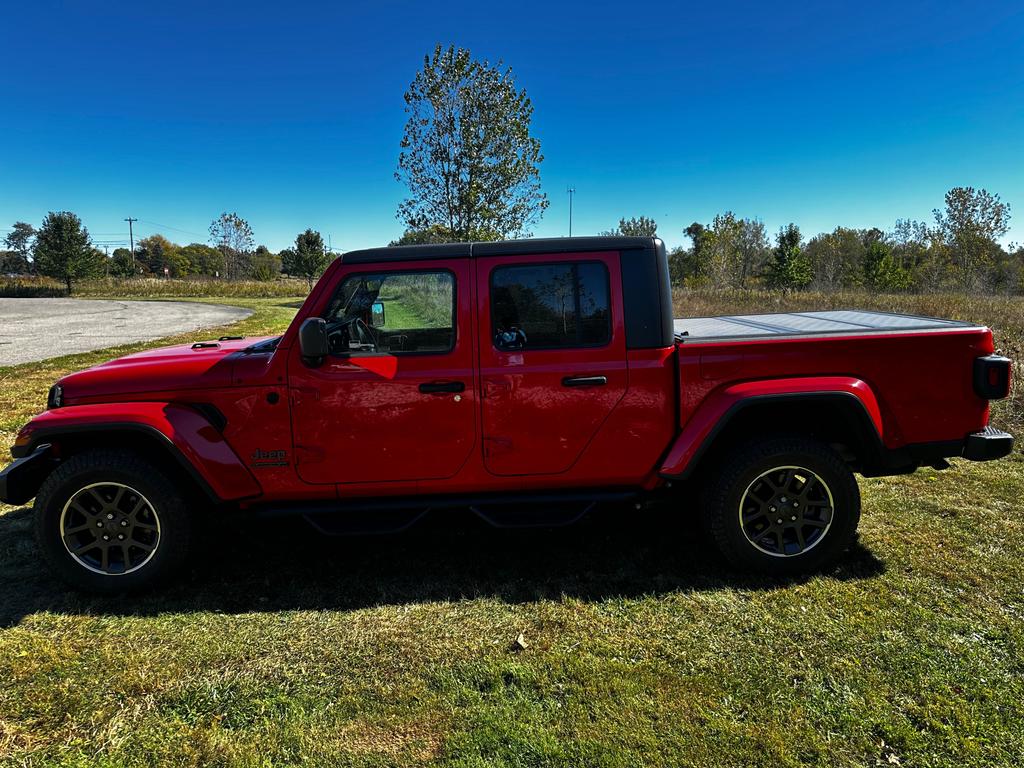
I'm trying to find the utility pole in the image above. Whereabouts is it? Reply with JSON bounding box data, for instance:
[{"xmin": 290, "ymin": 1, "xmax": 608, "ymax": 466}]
[
  {"xmin": 124, "ymin": 217, "xmax": 138, "ymax": 269},
  {"xmin": 566, "ymin": 187, "xmax": 576, "ymax": 237}
]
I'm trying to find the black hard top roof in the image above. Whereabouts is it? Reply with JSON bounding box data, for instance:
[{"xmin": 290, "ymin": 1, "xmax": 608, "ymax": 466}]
[{"xmin": 341, "ymin": 236, "xmax": 661, "ymax": 264}]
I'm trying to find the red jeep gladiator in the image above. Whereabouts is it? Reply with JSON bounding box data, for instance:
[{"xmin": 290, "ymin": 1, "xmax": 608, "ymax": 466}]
[{"xmin": 0, "ymin": 237, "xmax": 1014, "ymax": 592}]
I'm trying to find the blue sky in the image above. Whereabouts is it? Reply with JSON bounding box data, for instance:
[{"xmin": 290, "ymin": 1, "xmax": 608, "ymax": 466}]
[{"xmin": 1, "ymin": 0, "xmax": 1022, "ymax": 253}]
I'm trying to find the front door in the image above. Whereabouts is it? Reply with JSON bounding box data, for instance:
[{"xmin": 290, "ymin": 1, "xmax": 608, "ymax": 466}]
[
  {"xmin": 477, "ymin": 251, "xmax": 628, "ymax": 476},
  {"xmin": 289, "ymin": 261, "xmax": 476, "ymax": 485}
]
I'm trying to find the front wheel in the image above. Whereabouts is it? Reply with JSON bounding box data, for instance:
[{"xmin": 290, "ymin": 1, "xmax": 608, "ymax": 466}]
[
  {"xmin": 34, "ymin": 450, "xmax": 194, "ymax": 593},
  {"xmin": 701, "ymin": 436, "xmax": 861, "ymax": 574}
]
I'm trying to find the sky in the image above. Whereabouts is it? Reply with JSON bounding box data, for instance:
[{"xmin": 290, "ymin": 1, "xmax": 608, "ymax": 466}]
[{"xmin": 1, "ymin": 0, "xmax": 1022, "ymax": 254}]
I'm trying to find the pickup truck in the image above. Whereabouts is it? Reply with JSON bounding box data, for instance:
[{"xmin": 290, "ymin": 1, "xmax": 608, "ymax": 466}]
[{"xmin": 0, "ymin": 237, "xmax": 1014, "ymax": 592}]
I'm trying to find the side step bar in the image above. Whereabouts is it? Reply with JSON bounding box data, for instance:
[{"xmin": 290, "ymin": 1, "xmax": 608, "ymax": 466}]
[{"xmin": 248, "ymin": 490, "xmax": 639, "ymax": 535}]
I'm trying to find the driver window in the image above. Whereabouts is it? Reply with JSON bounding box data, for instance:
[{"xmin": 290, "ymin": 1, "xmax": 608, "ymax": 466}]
[{"xmin": 323, "ymin": 270, "xmax": 455, "ymax": 355}]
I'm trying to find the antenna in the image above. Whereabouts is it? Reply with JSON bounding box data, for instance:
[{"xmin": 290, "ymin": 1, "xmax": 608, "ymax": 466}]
[{"xmin": 566, "ymin": 186, "xmax": 576, "ymax": 237}]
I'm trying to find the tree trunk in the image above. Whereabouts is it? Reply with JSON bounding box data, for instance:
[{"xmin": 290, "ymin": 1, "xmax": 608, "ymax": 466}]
[{"xmin": 65, "ymin": 275, "xmax": 72, "ymax": 295}]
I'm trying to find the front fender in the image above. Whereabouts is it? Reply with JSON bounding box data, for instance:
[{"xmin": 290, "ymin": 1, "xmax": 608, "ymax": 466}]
[
  {"xmin": 12, "ymin": 402, "xmax": 262, "ymax": 502},
  {"xmin": 658, "ymin": 376, "xmax": 884, "ymax": 479}
]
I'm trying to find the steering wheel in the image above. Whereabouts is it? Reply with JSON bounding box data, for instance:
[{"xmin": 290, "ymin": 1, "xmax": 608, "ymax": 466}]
[
  {"xmin": 326, "ymin": 316, "xmax": 378, "ymax": 354},
  {"xmin": 350, "ymin": 318, "xmax": 378, "ymax": 351}
]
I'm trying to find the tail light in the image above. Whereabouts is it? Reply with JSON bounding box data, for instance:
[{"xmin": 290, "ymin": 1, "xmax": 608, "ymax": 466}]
[{"xmin": 973, "ymin": 355, "xmax": 1012, "ymax": 399}]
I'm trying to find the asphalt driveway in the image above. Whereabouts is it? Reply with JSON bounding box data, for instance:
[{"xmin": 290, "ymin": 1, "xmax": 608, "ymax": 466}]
[{"xmin": 0, "ymin": 298, "xmax": 253, "ymax": 366}]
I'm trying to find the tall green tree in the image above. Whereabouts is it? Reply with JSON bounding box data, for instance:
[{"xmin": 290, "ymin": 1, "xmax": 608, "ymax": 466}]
[
  {"xmin": 288, "ymin": 229, "xmax": 330, "ymax": 288},
  {"xmin": 933, "ymin": 186, "xmax": 1010, "ymax": 291},
  {"xmin": 765, "ymin": 223, "xmax": 812, "ymax": 290},
  {"xmin": 33, "ymin": 211, "xmax": 104, "ymax": 293},
  {"xmin": 209, "ymin": 212, "xmax": 255, "ymax": 279},
  {"xmin": 396, "ymin": 44, "xmax": 547, "ymax": 241},
  {"xmin": 4, "ymin": 222, "xmax": 36, "ymax": 272}
]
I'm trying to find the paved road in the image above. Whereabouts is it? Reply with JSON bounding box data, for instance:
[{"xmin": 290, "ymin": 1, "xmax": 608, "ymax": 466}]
[{"xmin": 0, "ymin": 299, "xmax": 253, "ymax": 366}]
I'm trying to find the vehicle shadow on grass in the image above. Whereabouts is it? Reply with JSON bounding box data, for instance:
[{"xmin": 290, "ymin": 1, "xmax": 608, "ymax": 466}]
[{"xmin": 0, "ymin": 504, "xmax": 885, "ymax": 627}]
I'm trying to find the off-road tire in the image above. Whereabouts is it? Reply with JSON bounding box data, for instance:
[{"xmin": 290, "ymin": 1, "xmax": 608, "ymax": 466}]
[
  {"xmin": 701, "ymin": 435, "xmax": 860, "ymax": 575},
  {"xmin": 34, "ymin": 449, "xmax": 194, "ymax": 593}
]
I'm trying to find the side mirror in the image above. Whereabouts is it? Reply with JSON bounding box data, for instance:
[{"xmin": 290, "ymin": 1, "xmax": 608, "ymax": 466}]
[
  {"xmin": 299, "ymin": 317, "xmax": 328, "ymax": 364},
  {"xmin": 370, "ymin": 301, "xmax": 386, "ymax": 328}
]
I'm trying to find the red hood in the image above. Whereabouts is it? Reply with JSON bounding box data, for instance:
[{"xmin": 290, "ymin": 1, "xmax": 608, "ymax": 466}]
[{"xmin": 58, "ymin": 336, "xmax": 276, "ymax": 403}]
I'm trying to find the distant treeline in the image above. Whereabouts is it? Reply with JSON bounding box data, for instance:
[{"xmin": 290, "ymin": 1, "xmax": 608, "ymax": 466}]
[
  {"xmin": 642, "ymin": 187, "xmax": 1017, "ymax": 294},
  {"xmin": 0, "ymin": 212, "xmax": 333, "ymax": 293}
]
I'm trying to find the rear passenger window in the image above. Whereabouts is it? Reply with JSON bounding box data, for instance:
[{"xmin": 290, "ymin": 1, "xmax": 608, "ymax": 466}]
[{"xmin": 490, "ymin": 262, "xmax": 611, "ymax": 350}]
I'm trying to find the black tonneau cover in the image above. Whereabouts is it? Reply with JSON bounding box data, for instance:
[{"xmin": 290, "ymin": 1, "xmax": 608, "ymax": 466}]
[{"xmin": 674, "ymin": 310, "xmax": 978, "ymax": 342}]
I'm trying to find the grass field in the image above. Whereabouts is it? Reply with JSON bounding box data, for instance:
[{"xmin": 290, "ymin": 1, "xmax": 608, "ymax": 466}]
[{"xmin": 0, "ymin": 291, "xmax": 1022, "ymax": 767}]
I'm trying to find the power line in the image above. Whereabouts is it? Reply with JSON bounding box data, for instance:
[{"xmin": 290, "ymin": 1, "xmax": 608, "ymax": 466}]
[{"xmin": 136, "ymin": 219, "xmax": 207, "ymax": 239}]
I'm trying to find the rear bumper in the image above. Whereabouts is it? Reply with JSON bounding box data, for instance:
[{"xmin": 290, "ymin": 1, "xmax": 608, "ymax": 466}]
[
  {"xmin": 0, "ymin": 444, "xmax": 56, "ymax": 506},
  {"xmin": 963, "ymin": 426, "xmax": 1014, "ymax": 461},
  {"xmin": 868, "ymin": 427, "xmax": 1014, "ymax": 476}
]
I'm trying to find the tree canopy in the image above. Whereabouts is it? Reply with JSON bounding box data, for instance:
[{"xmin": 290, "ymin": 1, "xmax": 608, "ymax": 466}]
[
  {"xmin": 285, "ymin": 229, "xmax": 330, "ymax": 288},
  {"xmin": 396, "ymin": 45, "xmax": 547, "ymax": 241},
  {"xmin": 209, "ymin": 212, "xmax": 255, "ymax": 279},
  {"xmin": 32, "ymin": 211, "xmax": 104, "ymax": 293}
]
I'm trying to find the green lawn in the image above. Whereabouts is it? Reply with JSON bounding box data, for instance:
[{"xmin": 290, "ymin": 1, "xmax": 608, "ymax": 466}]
[{"xmin": 0, "ymin": 293, "xmax": 1022, "ymax": 767}]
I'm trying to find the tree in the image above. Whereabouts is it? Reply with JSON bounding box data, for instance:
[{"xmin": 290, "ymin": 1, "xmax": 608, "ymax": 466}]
[
  {"xmin": 678, "ymin": 214, "xmax": 765, "ymax": 288},
  {"xmin": 804, "ymin": 227, "xmax": 866, "ymax": 290},
  {"xmin": 209, "ymin": 212, "xmax": 255, "ymax": 279},
  {"xmin": 250, "ymin": 245, "xmax": 281, "ymax": 281},
  {"xmin": 33, "ymin": 211, "xmax": 104, "ymax": 293},
  {"xmin": 765, "ymin": 224, "xmax": 811, "ymax": 290},
  {"xmin": 109, "ymin": 247, "xmax": 136, "ymax": 277},
  {"xmin": 396, "ymin": 44, "xmax": 547, "ymax": 241},
  {"xmin": 933, "ymin": 187, "xmax": 1010, "ymax": 291},
  {"xmin": 287, "ymin": 229, "xmax": 330, "ymax": 288},
  {"xmin": 735, "ymin": 218, "xmax": 770, "ymax": 285},
  {"xmin": 389, "ymin": 225, "xmax": 455, "ymax": 246},
  {"xmin": 136, "ymin": 234, "xmax": 185, "ymax": 276},
  {"xmin": 863, "ymin": 239, "xmax": 913, "ymax": 292},
  {"xmin": 0, "ymin": 250, "xmax": 30, "ymax": 274},
  {"xmin": 179, "ymin": 243, "xmax": 224, "ymax": 276},
  {"xmin": 680, "ymin": 222, "xmax": 712, "ymax": 284},
  {"xmin": 609, "ymin": 216, "xmax": 658, "ymax": 237},
  {"xmin": 4, "ymin": 222, "xmax": 36, "ymax": 269}
]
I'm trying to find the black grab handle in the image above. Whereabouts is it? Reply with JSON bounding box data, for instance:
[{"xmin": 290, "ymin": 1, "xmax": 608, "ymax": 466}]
[
  {"xmin": 419, "ymin": 381, "xmax": 466, "ymax": 394},
  {"xmin": 561, "ymin": 375, "xmax": 608, "ymax": 387}
]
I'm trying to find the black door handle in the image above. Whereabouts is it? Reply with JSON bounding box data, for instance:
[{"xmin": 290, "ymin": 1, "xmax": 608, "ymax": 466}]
[
  {"xmin": 561, "ymin": 375, "xmax": 608, "ymax": 387},
  {"xmin": 419, "ymin": 381, "xmax": 466, "ymax": 394}
]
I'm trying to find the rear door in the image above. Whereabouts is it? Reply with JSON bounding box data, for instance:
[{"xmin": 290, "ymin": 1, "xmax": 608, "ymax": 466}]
[{"xmin": 476, "ymin": 250, "xmax": 627, "ymax": 476}]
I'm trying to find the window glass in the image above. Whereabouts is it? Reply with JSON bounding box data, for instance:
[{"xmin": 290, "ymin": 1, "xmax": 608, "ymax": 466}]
[
  {"xmin": 323, "ymin": 271, "xmax": 454, "ymax": 355},
  {"xmin": 490, "ymin": 261, "xmax": 611, "ymax": 350}
]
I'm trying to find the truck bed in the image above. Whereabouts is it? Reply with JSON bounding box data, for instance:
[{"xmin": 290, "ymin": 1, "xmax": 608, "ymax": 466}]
[{"xmin": 674, "ymin": 310, "xmax": 978, "ymax": 342}]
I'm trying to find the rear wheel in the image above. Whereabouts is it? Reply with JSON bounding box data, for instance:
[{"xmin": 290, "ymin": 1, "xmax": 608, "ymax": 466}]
[
  {"xmin": 701, "ymin": 436, "xmax": 860, "ymax": 574},
  {"xmin": 34, "ymin": 450, "xmax": 194, "ymax": 593}
]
